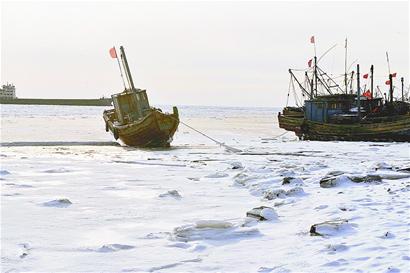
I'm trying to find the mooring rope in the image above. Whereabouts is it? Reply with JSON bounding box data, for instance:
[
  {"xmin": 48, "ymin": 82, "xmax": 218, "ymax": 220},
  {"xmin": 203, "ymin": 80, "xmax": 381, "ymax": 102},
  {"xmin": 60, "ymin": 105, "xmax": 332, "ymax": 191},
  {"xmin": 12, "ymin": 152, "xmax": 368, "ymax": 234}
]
[{"xmin": 177, "ymin": 119, "xmax": 243, "ymax": 153}]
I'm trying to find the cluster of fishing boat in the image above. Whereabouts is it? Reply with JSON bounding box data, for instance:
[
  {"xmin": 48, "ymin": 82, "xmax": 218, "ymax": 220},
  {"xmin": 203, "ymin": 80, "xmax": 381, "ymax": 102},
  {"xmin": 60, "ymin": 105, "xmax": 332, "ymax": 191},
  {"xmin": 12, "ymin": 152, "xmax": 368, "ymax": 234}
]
[{"xmin": 103, "ymin": 41, "xmax": 410, "ymax": 147}]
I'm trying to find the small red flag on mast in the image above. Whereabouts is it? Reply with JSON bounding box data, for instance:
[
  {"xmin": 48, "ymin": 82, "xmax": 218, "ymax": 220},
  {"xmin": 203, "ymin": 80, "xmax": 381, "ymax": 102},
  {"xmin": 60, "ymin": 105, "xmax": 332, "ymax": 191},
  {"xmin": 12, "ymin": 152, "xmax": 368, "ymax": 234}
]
[
  {"xmin": 385, "ymin": 80, "xmax": 391, "ymax": 85},
  {"xmin": 391, "ymin": 72, "xmax": 397, "ymax": 77},
  {"xmin": 363, "ymin": 90, "xmax": 372, "ymax": 99},
  {"xmin": 109, "ymin": 47, "xmax": 117, "ymax": 58},
  {"xmin": 363, "ymin": 73, "xmax": 369, "ymax": 79},
  {"xmin": 310, "ymin": 36, "xmax": 315, "ymax": 44},
  {"xmin": 308, "ymin": 59, "xmax": 313, "ymax": 67}
]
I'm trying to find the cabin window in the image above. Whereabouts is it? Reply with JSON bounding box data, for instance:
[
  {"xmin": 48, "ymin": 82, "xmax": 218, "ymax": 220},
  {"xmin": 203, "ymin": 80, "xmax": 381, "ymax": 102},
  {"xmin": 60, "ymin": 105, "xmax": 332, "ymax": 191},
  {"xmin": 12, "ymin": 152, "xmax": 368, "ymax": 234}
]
[{"xmin": 329, "ymin": 103, "xmax": 341, "ymax": 109}]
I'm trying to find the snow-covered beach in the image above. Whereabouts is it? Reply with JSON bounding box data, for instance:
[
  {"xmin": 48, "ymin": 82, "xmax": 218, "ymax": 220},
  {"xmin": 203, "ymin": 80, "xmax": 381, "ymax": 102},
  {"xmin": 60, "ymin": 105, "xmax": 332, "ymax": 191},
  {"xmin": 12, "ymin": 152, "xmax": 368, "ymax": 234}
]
[{"xmin": 1, "ymin": 105, "xmax": 409, "ymax": 273}]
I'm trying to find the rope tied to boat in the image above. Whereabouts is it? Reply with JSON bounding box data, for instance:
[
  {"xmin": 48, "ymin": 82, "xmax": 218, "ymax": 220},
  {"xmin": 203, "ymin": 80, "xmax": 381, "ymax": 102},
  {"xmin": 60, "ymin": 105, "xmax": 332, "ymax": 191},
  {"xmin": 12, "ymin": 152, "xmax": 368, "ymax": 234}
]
[{"xmin": 176, "ymin": 119, "xmax": 242, "ymax": 153}]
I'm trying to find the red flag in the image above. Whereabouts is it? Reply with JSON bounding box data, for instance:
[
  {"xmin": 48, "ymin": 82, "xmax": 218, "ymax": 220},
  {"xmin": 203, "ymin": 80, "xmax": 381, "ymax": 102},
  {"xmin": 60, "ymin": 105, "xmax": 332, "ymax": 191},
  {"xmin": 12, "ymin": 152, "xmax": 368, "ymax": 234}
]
[
  {"xmin": 363, "ymin": 73, "xmax": 369, "ymax": 79},
  {"xmin": 363, "ymin": 90, "xmax": 372, "ymax": 99},
  {"xmin": 310, "ymin": 36, "xmax": 315, "ymax": 43},
  {"xmin": 308, "ymin": 59, "xmax": 313, "ymax": 67},
  {"xmin": 385, "ymin": 80, "xmax": 391, "ymax": 85},
  {"xmin": 391, "ymin": 72, "xmax": 397, "ymax": 77},
  {"xmin": 109, "ymin": 47, "xmax": 117, "ymax": 59}
]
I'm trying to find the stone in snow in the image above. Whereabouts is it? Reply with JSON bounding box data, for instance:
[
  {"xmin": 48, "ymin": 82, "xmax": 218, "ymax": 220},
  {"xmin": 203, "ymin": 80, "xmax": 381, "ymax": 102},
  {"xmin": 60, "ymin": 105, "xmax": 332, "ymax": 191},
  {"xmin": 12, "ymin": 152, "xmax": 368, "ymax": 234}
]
[
  {"xmin": 319, "ymin": 172, "xmax": 344, "ymax": 188},
  {"xmin": 246, "ymin": 206, "xmax": 278, "ymax": 221},
  {"xmin": 310, "ymin": 219, "xmax": 350, "ymax": 236},
  {"xmin": 349, "ymin": 174, "xmax": 382, "ymax": 183}
]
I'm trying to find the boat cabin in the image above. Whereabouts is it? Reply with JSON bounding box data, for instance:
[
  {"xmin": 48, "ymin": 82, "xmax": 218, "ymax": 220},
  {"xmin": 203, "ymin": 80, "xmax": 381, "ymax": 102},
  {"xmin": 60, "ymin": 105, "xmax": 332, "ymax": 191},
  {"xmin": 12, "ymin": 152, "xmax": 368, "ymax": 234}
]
[
  {"xmin": 305, "ymin": 94, "xmax": 384, "ymax": 123},
  {"xmin": 305, "ymin": 94, "xmax": 356, "ymax": 123},
  {"xmin": 111, "ymin": 89, "xmax": 151, "ymax": 124}
]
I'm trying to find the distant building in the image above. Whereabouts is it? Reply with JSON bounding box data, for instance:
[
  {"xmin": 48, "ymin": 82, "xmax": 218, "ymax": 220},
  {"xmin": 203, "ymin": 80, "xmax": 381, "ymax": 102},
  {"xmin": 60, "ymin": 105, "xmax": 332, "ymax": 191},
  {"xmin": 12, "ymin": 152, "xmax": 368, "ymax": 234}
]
[{"xmin": 0, "ymin": 83, "xmax": 16, "ymax": 99}]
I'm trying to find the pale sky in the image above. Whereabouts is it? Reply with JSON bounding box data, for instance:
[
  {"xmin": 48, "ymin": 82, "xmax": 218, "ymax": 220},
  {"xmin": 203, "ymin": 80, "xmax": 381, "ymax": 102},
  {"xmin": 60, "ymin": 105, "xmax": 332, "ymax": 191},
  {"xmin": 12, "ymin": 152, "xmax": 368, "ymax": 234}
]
[{"xmin": 1, "ymin": 1, "xmax": 409, "ymax": 107}]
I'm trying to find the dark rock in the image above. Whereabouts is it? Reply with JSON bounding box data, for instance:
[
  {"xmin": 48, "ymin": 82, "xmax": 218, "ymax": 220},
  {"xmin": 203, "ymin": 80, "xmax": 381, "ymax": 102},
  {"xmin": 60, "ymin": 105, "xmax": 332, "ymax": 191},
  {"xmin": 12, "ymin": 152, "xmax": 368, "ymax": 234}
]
[
  {"xmin": 319, "ymin": 171, "xmax": 344, "ymax": 188},
  {"xmin": 327, "ymin": 171, "xmax": 344, "ymax": 176},
  {"xmin": 320, "ymin": 177, "xmax": 338, "ymax": 188},
  {"xmin": 397, "ymin": 167, "xmax": 410, "ymax": 173},
  {"xmin": 282, "ymin": 177, "xmax": 294, "ymax": 185},
  {"xmin": 350, "ymin": 175, "xmax": 382, "ymax": 183}
]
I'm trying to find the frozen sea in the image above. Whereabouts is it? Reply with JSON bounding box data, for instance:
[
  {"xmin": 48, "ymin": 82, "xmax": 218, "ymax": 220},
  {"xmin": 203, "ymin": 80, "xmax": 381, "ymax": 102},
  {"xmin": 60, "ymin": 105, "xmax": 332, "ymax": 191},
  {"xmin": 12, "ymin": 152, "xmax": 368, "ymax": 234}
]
[{"xmin": 1, "ymin": 104, "xmax": 409, "ymax": 273}]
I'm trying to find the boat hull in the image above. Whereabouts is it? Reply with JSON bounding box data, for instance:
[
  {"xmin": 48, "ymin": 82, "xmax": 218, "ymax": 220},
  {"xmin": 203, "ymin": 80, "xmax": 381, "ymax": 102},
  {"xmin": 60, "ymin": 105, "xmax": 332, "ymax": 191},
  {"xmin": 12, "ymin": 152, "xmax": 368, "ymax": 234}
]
[
  {"xmin": 278, "ymin": 112, "xmax": 410, "ymax": 142},
  {"xmin": 103, "ymin": 107, "xmax": 179, "ymax": 147}
]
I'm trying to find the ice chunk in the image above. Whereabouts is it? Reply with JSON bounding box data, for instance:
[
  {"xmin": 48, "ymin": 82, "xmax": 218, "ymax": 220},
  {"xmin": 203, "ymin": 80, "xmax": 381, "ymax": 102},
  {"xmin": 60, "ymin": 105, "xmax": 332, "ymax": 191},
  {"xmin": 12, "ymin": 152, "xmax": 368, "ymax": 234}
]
[
  {"xmin": 229, "ymin": 161, "xmax": 243, "ymax": 170},
  {"xmin": 44, "ymin": 168, "xmax": 71, "ymax": 173},
  {"xmin": 195, "ymin": 220, "xmax": 233, "ymax": 229},
  {"xmin": 159, "ymin": 190, "xmax": 182, "ymax": 199},
  {"xmin": 263, "ymin": 189, "xmax": 286, "ymax": 200},
  {"xmin": 0, "ymin": 170, "xmax": 11, "ymax": 176},
  {"xmin": 205, "ymin": 172, "xmax": 229, "ymax": 178},
  {"xmin": 42, "ymin": 198, "xmax": 72, "ymax": 207},
  {"xmin": 172, "ymin": 220, "xmax": 260, "ymax": 242},
  {"xmin": 92, "ymin": 244, "xmax": 135, "ymax": 253}
]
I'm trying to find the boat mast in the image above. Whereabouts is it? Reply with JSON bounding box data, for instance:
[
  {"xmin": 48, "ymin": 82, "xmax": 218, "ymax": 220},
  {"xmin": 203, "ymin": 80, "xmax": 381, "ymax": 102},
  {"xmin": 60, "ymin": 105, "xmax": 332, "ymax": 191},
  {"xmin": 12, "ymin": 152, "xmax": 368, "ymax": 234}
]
[
  {"xmin": 401, "ymin": 77, "xmax": 404, "ymax": 101},
  {"xmin": 357, "ymin": 64, "xmax": 361, "ymax": 119},
  {"xmin": 350, "ymin": 71, "xmax": 354, "ymax": 94},
  {"xmin": 389, "ymin": 74, "xmax": 393, "ymax": 103},
  {"xmin": 120, "ymin": 46, "xmax": 136, "ymax": 90},
  {"xmin": 370, "ymin": 65, "xmax": 374, "ymax": 98},
  {"xmin": 314, "ymin": 56, "xmax": 318, "ymax": 97}
]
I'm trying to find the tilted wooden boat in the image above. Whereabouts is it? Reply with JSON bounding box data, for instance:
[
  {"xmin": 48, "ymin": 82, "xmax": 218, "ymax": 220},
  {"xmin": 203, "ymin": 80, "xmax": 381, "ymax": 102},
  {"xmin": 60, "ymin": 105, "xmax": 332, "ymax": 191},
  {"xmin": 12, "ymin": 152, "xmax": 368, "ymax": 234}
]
[
  {"xmin": 103, "ymin": 46, "xmax": 179, "ymax": 147},
  {"xmin": 278, "ymin": 44, "xmax": 410, "ymax": 142}
]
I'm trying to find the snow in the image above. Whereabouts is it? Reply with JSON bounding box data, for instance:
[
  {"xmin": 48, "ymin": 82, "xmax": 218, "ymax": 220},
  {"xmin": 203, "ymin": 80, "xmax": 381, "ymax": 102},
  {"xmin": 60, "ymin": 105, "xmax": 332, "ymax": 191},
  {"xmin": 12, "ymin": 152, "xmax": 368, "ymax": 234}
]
[{"xmin": 1, "ymin": 104, "xmax": 410, "ymax": 272}]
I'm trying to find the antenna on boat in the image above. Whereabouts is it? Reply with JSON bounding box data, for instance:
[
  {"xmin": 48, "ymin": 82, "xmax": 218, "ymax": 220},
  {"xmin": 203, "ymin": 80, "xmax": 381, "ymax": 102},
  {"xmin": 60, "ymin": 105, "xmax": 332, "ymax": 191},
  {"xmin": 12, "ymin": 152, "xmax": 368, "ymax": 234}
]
[
  {"xmin": 386, "ymin": 51, "xmax": 391, "ymax": 75},
  {"xmin": 344, "ymin": 38, "xmax": 348, "ymax": 94},
  {"xmin": 317, "ymin": 44, "xmax": 337, "ymax": 63},
  {"xmin": 120, "ymin": 46, "xmax": 136, "ymax": 90}
]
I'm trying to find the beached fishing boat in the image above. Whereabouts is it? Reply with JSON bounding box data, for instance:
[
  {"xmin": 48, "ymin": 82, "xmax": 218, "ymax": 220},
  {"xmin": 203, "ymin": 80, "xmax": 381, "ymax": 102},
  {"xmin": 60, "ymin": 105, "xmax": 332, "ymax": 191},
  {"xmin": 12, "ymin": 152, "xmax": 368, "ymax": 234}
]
[
  {"xmin": 278, "ymin": 39, "xmax": 410, "ymax": 142},
  {"xmin": 103, "ymin": 46, "xmax": 179, "ymax": 147}
]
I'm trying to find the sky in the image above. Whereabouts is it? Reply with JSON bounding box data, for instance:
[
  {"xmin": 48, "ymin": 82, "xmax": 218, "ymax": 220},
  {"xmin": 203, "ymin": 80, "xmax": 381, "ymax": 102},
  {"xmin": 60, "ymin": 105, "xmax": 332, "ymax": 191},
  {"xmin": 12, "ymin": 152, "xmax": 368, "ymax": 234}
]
[{"xmin": 1, "ymin": 1, "xmax": 409, "ymax": 107}]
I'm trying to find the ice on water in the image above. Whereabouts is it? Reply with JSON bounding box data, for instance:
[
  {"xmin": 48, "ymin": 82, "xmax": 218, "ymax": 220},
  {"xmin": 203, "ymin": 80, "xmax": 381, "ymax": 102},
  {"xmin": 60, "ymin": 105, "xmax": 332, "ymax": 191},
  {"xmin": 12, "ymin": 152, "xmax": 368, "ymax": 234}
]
[{"xmin": 1, "ymin": 105, "xmax": 409, "ymax": 272}]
